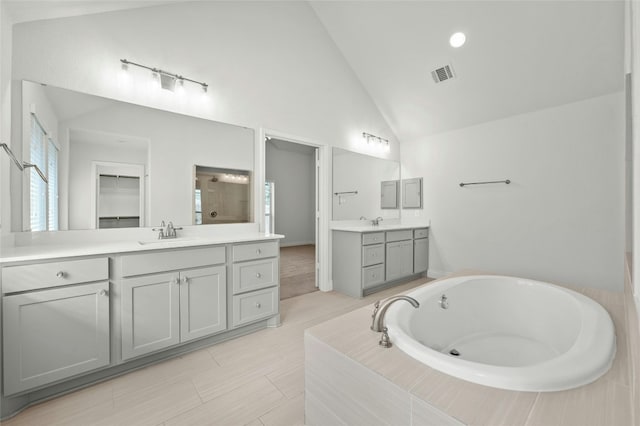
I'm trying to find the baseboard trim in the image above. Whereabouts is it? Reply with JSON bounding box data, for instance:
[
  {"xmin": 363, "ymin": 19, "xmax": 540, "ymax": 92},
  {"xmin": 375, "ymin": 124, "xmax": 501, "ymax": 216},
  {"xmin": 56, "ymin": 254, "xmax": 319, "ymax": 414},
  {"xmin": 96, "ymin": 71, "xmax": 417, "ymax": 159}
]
[
  {"xmin": 280, "ymin": 241, "xmax": 315, "ymax": 248},
  {"xmin": 427, "ymin": 269, "xmax": 451, "ymax": 279}
]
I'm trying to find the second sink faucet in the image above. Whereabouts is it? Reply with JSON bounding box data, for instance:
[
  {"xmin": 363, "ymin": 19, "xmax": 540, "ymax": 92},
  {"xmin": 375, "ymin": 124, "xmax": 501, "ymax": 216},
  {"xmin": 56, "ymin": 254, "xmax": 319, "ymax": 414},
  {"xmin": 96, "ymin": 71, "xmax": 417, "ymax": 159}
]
[{"xmin": 372, "ymin": 216, "xmax": 384, "ymax": 226}]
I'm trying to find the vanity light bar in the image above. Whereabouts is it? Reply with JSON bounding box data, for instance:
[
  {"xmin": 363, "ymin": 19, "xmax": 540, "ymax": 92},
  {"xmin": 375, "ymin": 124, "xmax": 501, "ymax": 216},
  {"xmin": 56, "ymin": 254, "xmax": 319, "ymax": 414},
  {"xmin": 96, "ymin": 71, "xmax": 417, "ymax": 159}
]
[
  {"xmin": 362, "ymin": 132, "xmax": 389, "ymax": 146},
  {"xmin": 120, "ymin": 59, "xmax": 208, "ymax": 92}
]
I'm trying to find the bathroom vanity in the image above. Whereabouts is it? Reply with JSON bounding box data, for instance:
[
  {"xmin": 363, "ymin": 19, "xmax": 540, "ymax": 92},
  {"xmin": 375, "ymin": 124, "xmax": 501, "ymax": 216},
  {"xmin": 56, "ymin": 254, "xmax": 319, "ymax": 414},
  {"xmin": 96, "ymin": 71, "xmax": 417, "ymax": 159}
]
[
  {"xmin": 332, "ymin": 225, "xmax": 429, "ymax": 297},
  {"xmin": 0, "ymin": 231, "xmax": 282, "ymax": 418}
]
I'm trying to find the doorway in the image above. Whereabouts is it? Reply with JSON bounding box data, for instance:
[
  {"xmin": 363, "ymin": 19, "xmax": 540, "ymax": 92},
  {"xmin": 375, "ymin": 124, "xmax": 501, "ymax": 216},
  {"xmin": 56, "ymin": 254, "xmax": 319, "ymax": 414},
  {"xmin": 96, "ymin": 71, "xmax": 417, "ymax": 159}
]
[
  {"xmin": 265, "ymin": 137, "xmax": 319, "ymax": 299},
  {"xmin": 91, "ymin": 161, "xmax": 145, "ymax": 229}
]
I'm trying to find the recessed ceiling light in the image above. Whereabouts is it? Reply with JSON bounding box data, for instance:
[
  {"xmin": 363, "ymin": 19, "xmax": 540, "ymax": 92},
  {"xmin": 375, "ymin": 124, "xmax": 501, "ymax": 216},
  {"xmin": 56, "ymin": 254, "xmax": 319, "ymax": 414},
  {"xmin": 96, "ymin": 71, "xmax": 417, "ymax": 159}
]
[{"xmin": 449, "ymin": 32, "xmax": 466, "ymax": 48}]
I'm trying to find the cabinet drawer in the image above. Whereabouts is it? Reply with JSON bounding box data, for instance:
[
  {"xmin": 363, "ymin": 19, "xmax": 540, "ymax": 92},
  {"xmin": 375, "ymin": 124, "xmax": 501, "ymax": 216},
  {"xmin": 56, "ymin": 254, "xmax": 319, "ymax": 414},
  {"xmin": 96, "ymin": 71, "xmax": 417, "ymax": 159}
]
[
  {"xmin": 414, "ymin": 228, "xmax": 429, "ymax": 239},
  {"xmin": 362, "ymin": 264, "xmax": 384, "ymax": 289},
  {"xmin": 2, "ymin": 257, "xmax": 108, "ymax": 293},
  {"xmin": 233, "ymin": 258, "xmax": 278, "ymax": 294},
  {"xmin": 386, "ymin": 230, "xmax": 413, "ymax": 242},
  {"xmin": 121, "ymin": 246, "xmax": 225, "ymax": 277},
  {"xmin": 362, "ymin": 244, "xmax": 384, "ymax": 267},
  {"xmin": 232, "ymin": 287, "xmax": 278, "ymax": 327},
  {"xmin": 362, "ymin": 232, "xmax": 384, "ymax": 245},
  {"xmin": 232, "ymin": 241, "xmax": 279, "ymax": 262}
]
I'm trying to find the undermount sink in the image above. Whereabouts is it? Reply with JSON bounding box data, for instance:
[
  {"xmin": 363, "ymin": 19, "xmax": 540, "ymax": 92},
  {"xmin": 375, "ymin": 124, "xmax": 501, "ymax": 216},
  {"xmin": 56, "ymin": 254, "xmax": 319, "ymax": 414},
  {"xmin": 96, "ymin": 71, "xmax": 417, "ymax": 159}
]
[{"xmin": 137, "ymin": 238, "xmax": 200, "ymax": 246}]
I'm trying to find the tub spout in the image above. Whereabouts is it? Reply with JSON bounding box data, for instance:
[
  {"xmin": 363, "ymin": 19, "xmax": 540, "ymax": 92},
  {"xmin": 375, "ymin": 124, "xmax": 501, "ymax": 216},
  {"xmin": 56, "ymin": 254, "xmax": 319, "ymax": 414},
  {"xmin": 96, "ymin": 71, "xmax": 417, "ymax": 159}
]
[{"xmin": 371, "ymin": 295, "xmax": 420, "ymax": 333}]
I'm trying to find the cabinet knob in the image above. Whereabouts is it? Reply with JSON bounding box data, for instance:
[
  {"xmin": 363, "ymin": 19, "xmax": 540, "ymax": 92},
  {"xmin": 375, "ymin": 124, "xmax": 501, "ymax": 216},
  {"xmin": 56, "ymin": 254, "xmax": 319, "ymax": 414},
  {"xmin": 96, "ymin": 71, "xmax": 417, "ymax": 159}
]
[
  {"xmin": 99, "ymin": 289, "xmax": 109, "ymax": 297},
  {"xmin": 181, "ymin": 277, "xmax": 189, "ymax": 284},
  {"xmin": 256, "ymin": 302, "xmax": 261, "ymax": 309},
  {"xmin": 256, "ymin": 248, "xmax": 262, "ymax": 255},
  {"xmin": 256, "ymin": 272, "xmax": 262, "ymax": 278},
  {"xmin": 56, "ymin": 271, "xmax": 65, "ymax": 279}
]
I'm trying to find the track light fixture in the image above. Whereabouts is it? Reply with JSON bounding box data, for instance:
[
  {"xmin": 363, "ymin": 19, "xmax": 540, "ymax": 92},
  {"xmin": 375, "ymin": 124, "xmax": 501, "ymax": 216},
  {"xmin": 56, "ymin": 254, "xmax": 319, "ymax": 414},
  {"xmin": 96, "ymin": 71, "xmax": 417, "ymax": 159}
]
[{"xmin": 120, "ymin": 59, "xmax": 208, "ymax": 93}]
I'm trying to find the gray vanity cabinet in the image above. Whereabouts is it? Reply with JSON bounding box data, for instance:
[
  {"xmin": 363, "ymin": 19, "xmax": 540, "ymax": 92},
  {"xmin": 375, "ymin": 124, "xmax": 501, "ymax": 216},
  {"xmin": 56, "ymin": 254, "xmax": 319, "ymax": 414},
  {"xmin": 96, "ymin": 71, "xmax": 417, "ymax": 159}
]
[
  {"xmin": 231, "ymin": 241, "xmax": 280, "ymax": 327},
  {"xmin": 180, "ymin": 266, "xmax": 227, "ymax": 341},
  {"xmin": 413, "ymin": 228, "xmax": 429, "ymax": 273},
  {"xmin": 2, "ymin": 258, "xmax": 110, "ymax": 395},
  {"xmin": 385, "ymin": 230, "xmax": 414, "ymax": 281},
  {"xmin": 333, "ymin": 227, "xmax": 429, "ymax": 298},
  {"xmin": 121, "ymin": 272, "xmax": 180, "ymax": 360},
  {"xmin": 120, "ymin": 247, "xmax": 227, "ymax": 360}
]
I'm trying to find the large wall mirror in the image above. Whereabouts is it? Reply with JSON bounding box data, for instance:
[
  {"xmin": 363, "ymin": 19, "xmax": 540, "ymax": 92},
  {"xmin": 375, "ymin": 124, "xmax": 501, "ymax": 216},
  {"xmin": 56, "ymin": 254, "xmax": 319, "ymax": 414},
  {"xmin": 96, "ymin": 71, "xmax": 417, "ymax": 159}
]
[
  {"xmin": 332, "ymin": 147, "xmax": 400, "ymax": 220},
  {"xmin": 11, "ymin": 80, "xmax": 255, "ymax": 232}
]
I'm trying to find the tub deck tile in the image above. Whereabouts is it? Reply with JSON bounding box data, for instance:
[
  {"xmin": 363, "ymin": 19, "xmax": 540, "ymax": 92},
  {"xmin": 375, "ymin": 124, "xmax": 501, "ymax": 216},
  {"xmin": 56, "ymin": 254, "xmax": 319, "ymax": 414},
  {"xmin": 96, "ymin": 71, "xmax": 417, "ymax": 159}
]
[
  {"xmin": 305, "ymin": 272, "xmax": 634, "ymax": 426},
  {"xmin": 524, "ymin": 377, "xmax": 631, "ymax": 426}
]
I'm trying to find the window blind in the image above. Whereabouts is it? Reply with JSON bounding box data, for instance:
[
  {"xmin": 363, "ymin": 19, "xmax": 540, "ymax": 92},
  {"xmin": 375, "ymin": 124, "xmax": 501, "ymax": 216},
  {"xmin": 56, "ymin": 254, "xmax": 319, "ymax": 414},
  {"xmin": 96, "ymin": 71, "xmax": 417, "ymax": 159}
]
[
  {"xmin": 47, "ymin": 138, "xmax": 59, "ymax": 231},
  {"xmin": 30, "ymin": 116, "xmax": 47, "ymax": 232}
]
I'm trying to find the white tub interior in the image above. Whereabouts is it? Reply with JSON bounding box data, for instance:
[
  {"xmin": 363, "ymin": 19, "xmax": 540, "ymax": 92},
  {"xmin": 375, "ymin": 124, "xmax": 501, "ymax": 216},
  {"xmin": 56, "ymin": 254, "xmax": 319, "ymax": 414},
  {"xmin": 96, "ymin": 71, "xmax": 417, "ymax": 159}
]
[{"xmin": 386, "ymin": 275, "xmax": 616, "ymax": 392}]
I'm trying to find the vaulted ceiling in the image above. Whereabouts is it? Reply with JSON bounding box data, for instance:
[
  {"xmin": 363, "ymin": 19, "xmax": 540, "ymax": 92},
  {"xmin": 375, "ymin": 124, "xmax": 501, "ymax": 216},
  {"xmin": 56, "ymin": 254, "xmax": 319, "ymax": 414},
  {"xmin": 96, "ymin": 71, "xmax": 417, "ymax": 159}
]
[
  {"xmin": 5, "ymin": 1, "xmax": 625, "ymax": 142},
  {"xmin": 309, "ymin": 1, "xmax": 624, "ymax": 141}
]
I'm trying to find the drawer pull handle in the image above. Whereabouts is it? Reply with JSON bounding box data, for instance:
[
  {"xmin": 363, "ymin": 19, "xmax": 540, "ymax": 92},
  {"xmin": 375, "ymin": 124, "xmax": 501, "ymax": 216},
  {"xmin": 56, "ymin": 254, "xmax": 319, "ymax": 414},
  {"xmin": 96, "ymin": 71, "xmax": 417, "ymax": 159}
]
[
  {"xmin": 256, "ymin": 302, "xmax": 261, "ymax": 308},
  {"xmin": 99, "ymin": 289, "xmax": 109, "ymax": 297},
  {"xmin": 256, "ymin": 272, "xmax": 262, "ymax": 278},
  {"xmin": 256, "ymin": 249, "xmax": 262, "ymax": 255},
  {"xmin": 56, "ymin": 271, "xmax": 65, "ymax": 279}
]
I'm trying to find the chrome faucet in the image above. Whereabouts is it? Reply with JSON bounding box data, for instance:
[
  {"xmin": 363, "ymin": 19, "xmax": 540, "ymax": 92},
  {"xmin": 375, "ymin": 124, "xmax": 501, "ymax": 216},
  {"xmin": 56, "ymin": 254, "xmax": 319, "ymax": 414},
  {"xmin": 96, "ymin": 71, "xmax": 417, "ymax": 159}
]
[
  {"xmin": 372, "ymin": 216, "xmax": 384, "ymax": 226},
  {"xmin": 371, "ymin": 296, "xmax": 420, "ymax": 348},
  {"xmin": 152, "ymin": 220, "xmax": 183, "ymax": 239},
  {"xmin": 152, "ymin": 220, "xmax": 166, "ymax": 239}
]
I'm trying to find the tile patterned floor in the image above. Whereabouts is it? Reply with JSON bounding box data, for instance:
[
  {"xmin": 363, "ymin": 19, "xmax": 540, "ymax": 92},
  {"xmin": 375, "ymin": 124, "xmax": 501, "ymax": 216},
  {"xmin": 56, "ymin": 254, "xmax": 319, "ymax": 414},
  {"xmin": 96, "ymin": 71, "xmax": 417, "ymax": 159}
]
[{"xmin": 2, "ymin": 278, "xmax": 430, "ymax": 426}]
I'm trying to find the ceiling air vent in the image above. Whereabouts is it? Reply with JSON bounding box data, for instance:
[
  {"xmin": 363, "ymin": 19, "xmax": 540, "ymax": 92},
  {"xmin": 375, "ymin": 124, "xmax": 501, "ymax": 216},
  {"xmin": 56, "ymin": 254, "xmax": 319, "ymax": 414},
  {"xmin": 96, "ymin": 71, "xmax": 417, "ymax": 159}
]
[{"xmin": 431, "ymin": 64, "xmax": 455, "ymax": 83}]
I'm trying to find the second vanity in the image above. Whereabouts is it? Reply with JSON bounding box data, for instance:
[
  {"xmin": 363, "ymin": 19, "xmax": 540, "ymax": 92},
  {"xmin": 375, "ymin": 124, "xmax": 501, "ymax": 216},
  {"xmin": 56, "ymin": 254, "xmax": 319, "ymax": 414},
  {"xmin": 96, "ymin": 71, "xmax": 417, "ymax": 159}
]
[
  {"xmin": 0, "ymin": 227, "xmax": 282, "ymax": 419},
  {"xmin": 332, "ymin": 224, "xmax": 429, "ymax": 298}
]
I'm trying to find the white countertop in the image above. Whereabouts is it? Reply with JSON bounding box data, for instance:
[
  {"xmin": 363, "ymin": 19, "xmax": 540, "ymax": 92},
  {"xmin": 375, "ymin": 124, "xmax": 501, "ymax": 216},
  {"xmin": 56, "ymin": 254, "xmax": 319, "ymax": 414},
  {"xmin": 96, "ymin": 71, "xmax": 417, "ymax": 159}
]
[
  {"xmin": 0, "ymin": 233, "xmax": 284, "ymax": 264},
  {"xmin": 331, "ymin": 224, "xmax": 429, "ymax": 232}
]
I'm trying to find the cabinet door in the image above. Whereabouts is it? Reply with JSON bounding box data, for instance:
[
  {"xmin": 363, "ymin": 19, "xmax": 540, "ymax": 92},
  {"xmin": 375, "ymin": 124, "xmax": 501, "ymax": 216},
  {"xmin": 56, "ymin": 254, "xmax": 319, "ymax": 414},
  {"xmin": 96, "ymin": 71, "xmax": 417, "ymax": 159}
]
[
  {"xmin": 414, "ymin": 238, "xmax": 429, "ymax": 273},
  {"xmin": 385, "ymin": 241, "xmax": 414, "ymax": 281},
  {"xmin": 180, "ymin": 266, "xmax": 227, "ymax": 342},
  {"xmin": 402, "ymin": 178, "xmax": 423, "ymax": 209},
  {"xmin": 121, "ymin": 272, "xmax": 180, "ymax": 360},
  {"xmin": 3, "ymin": 282, "xmax": 110, "ymax": 395}
]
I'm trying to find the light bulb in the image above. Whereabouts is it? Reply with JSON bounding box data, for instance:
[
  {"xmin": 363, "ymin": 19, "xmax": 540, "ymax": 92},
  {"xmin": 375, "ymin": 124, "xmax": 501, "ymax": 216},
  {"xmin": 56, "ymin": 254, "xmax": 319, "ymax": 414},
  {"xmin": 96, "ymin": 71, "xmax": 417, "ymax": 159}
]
[{"xmin": 449, "ymin": 32, "xmax": 466, "ymax": 48}]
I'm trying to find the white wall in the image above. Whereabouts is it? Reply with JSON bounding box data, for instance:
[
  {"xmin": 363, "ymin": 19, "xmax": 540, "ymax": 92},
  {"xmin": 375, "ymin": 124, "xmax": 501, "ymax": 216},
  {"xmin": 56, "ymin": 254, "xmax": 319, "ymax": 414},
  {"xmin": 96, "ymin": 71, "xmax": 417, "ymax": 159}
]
[
  {"xmin": 8, "ymin": 1, "xmax": 398, "ymax": 157},
  {"xmin": 68, "ymin": 139, "xmax": 148, "ymax": 230},
  {"xmin": 0, "ymin": 4, "xmax": 12, "ymax": 243},
  {"xmin": 332, "ymin": 147, "xmax": 400, "ymax": 221},
  {"xmin": 402, "ymin": 92, "xmax": 625, "ymax": 291},
  {"xmin": 266, "ymin": 141, "xmax": 315, "ymax": 247},
  {"xmin": 59, "ymin": 102, "xmax": 253, "ymax": 229}
]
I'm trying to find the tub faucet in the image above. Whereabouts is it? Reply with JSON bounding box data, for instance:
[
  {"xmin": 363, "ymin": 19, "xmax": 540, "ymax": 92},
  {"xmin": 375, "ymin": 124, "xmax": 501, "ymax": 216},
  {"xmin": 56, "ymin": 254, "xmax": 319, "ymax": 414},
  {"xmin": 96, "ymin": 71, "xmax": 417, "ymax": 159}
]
[{"xmin": 371, "ymin": 296, "xmax": 420, "ymax": 348}]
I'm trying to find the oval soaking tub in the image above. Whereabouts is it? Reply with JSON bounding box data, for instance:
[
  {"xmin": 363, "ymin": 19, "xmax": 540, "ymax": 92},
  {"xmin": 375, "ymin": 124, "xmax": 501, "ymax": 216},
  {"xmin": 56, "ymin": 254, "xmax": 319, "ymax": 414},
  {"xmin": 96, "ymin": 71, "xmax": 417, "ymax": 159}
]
[{"xmin": 384, "ymin": 275, "xmax": 616, "ymax": 392}]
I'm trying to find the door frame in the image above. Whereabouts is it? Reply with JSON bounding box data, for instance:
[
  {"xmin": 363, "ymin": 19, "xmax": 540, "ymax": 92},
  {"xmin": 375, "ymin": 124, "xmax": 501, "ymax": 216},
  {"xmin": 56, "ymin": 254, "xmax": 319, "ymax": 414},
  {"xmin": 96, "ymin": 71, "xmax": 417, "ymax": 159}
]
[
  {"xmin": 91, "ymin": 161, "xmax": 145, "ymax": 229},
  {"xmin": 256, "ymin": 128, "xmax": 330, "ymax": 292}
]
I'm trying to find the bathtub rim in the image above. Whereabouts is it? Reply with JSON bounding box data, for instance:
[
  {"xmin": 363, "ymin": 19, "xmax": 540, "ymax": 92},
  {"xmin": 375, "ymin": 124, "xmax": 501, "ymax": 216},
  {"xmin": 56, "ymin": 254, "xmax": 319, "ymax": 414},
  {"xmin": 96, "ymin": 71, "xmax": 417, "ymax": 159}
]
[{"xmin": 385, "ymin": 274, "xmax": 616, "ymax": 392}]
